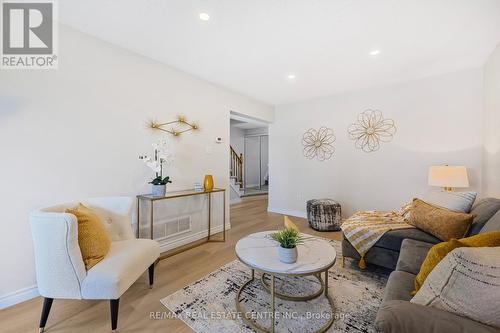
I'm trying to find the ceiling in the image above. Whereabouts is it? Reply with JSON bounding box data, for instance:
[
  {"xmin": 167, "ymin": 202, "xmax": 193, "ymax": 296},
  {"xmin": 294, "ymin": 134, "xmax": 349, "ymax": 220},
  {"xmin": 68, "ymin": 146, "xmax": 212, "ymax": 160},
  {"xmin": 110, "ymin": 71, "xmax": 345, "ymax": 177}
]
[
  {"xmin": 230, "ymin": 119, "xmax": 268, "ymax": 130},
  {"xmin": 58, "ymin": 0, "xmax": 500, "ymax": 105}
]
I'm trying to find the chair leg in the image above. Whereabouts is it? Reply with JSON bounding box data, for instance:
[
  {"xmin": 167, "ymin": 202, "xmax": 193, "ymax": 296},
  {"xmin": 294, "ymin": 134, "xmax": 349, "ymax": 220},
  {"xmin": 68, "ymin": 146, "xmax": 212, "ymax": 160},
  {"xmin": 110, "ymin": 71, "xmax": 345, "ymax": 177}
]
[
  {"xmin": 110, "ymin": 299, "xmax": 120, "ymax": 331},
  {"xmin": 39, "ymin": 297, "xmax": 53, "ymax": 333},
  {"xmin": 148, "ymin": 263, "xmax": 155, "ymax": 288}
]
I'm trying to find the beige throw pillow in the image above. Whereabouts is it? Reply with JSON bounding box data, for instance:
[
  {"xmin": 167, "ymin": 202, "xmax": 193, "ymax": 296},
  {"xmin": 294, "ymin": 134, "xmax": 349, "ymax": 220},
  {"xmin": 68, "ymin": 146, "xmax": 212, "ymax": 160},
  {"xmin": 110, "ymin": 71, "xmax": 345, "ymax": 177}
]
[
  {"xmin": 411, "ymin": 247, "xmax": 500, "ymax": 329},
  {"xmin": 408, "ymin": 199, "xmax": 473, "ymax": 241}
]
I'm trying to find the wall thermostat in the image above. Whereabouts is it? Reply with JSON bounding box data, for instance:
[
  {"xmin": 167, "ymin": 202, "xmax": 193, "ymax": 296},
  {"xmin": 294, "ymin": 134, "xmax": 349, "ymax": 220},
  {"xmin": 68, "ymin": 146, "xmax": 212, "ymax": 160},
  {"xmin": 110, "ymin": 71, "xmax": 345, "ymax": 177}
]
[{"xmin": 215, "ymin": 137, "xmax": 223, "ymax": 143}]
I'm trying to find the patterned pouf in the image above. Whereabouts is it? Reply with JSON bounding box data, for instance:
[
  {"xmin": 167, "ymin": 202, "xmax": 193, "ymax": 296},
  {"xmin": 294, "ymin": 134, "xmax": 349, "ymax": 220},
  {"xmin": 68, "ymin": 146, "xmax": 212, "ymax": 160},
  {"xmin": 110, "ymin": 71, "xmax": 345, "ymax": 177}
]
[{"xmin": 306, "ymin": 199, "xmax": 342, "ymax": 231}]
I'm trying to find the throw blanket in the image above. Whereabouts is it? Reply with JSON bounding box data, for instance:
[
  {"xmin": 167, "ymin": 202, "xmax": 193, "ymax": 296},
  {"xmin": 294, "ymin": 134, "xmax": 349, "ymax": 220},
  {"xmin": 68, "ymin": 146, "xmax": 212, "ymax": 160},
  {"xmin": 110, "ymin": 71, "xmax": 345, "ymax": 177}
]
[{"xmin": 341, "ymin": 209, "xmax": 414, "ymax": 269}]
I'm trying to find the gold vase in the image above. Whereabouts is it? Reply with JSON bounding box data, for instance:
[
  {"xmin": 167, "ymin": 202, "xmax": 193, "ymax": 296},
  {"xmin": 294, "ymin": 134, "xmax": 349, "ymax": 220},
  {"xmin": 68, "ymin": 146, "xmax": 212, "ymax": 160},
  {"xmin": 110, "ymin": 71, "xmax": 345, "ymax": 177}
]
[{"xmin": 203, "ymin": 175, "xmax": 214, "ymax": 191}]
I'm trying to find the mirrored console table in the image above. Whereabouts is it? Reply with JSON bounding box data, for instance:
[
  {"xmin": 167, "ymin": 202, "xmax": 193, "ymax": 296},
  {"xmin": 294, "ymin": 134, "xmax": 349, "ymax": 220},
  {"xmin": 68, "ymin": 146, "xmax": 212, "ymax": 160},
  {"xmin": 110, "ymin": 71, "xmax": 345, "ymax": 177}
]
[{"xmin": 137, "ymin": 188, "xmax": 226, "ymax": 258}]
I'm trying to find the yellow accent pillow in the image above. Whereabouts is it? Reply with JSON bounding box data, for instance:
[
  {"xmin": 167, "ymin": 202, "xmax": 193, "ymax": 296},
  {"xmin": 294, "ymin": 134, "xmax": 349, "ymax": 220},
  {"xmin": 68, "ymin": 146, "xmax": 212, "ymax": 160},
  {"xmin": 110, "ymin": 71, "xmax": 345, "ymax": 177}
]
[
  {"xmin": 284, "ymin": 216, "xmax": 299, "ymax": 231},
  {"xmin": 413, "ymin": 231, "xmax": 500, "ymax": 295},
  {"xmin": 66, "ymin": 203, "xmax": 111, "ymax": 270}
]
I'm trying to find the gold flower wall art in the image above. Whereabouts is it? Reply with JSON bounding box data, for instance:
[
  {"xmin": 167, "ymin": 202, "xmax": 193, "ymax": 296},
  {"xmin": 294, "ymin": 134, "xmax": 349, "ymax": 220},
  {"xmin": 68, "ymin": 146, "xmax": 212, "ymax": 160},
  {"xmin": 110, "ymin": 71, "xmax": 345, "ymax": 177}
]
[
  {"xmin": 302, "ymin": 127, "xmax": 336, "ymax": 161},
  {"xmin": 348, "ymin": 109, "xmax": 396, "ymax": 153}
]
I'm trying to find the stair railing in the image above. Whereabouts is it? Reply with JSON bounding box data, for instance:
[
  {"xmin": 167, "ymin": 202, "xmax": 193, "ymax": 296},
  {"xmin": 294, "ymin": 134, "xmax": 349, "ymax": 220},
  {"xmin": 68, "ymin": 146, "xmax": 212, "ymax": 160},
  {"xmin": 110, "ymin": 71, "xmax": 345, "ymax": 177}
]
[{"xmin": 230, "ymin": 146, "xmax": 244, "ymax": 189}]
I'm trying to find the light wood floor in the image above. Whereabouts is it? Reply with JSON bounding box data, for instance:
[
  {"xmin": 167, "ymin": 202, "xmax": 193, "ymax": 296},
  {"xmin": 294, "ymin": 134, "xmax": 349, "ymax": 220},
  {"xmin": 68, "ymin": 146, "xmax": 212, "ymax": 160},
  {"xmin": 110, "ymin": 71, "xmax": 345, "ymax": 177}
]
[{"xmin": 1, "ymin": 195, "xmax": 342, "ymax": 333}]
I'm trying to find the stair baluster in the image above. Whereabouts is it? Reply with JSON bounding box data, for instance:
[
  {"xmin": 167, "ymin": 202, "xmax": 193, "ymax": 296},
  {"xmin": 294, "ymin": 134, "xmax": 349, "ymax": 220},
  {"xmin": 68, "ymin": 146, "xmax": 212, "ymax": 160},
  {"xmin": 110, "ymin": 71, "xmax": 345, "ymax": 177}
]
[{"xmin": 230, "ymin": 146, "xmax": 244, "ymax": 189}]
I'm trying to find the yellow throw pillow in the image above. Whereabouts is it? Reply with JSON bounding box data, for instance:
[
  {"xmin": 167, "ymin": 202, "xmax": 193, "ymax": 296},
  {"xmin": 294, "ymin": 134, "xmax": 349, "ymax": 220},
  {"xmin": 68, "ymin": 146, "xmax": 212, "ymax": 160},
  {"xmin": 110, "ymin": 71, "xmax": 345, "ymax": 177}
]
[
  {"xmin": 407, "ymin": 198, "xmax": 474, "ymax": 241},
  {"xmin": 66, "ymin": 203, "xmax": 111, "ymax": 270},
  {"xmin": 413, "ymin": 231, "xmax": 500, "ymax": 294}
]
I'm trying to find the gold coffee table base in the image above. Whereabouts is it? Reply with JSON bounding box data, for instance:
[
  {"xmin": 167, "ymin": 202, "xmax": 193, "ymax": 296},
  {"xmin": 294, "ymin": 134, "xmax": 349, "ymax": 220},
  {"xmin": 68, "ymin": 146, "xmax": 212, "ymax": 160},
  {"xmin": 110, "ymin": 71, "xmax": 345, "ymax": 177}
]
[
  {"xmin": 235, "ymin": 269, "xmax": 335, "ymax": 333},
  {"xmin": 261, "ymin": 273, "xmax": 324, "ymax": 301}
]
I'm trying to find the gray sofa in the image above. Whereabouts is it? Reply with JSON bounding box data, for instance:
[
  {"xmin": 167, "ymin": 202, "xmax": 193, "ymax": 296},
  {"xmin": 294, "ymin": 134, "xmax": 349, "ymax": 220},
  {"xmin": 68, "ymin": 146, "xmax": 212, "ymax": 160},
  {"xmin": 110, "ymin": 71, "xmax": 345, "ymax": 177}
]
[
  {"xmin": 375, "ymin": 235, "xmax": 500, "ymax": 332},
  {"xmin": 342, "ymin": 197, "xmax": 500, "ymax": 333},
  {"xmin": 342, "ymin": 197, "xmax": 500, "ymax": 269}
]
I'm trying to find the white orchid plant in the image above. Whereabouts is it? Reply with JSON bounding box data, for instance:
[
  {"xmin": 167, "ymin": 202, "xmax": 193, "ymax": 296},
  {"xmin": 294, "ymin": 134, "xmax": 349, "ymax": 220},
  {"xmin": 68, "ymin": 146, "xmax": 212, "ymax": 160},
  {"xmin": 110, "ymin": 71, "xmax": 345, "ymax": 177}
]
[{"xmin": 141, "ymin": 138, "xmax": 174, "ymax": 185}]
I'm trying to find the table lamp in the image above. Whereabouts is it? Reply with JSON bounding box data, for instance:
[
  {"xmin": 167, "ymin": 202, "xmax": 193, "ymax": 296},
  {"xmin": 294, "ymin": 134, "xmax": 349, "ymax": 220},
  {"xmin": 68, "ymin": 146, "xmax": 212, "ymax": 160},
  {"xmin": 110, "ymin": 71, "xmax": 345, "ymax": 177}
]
[{"xmin": 428, "ymin": 165, "xmax": 469, "ymax": 191}]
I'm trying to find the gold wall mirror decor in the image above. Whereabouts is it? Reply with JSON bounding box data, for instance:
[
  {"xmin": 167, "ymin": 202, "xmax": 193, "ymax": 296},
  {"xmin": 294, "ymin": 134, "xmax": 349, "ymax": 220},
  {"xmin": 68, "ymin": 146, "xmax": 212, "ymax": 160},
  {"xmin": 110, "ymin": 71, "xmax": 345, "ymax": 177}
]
[{"xmin": 147, "ymin": 115, "xmax": 199, "ymax": 136}]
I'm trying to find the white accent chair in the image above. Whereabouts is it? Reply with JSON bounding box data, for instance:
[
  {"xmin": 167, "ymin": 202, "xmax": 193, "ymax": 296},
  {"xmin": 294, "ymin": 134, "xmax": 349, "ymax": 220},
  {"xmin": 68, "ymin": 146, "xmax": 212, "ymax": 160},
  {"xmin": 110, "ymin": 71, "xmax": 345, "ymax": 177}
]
[{"xmin": 30, "ymin": 197, "xmax": 160, "ymax": 332}]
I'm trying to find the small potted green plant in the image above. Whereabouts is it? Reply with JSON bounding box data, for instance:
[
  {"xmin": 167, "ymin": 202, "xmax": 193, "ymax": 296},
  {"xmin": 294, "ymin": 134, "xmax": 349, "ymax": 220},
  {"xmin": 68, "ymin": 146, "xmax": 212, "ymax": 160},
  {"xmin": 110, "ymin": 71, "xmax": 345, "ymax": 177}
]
[
  {"xmin": 149, "ymin": 176, "xmax": 172, "ymax": 197},
  {"xmin": 271, "ymin": 228, "xmax": 303, "ymax": 263}
]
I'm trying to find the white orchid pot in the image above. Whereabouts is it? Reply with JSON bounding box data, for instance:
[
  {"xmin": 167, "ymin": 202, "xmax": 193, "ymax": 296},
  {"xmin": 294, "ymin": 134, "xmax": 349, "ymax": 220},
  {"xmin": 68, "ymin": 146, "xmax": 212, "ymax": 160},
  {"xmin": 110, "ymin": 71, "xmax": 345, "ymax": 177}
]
[
  {"xmin": 278, "ymin": 246, "xmax": 298, "ymax": 264},
  {"xmin": 152, "ymin": 184, "xmax": 166, "ymax": 197}
]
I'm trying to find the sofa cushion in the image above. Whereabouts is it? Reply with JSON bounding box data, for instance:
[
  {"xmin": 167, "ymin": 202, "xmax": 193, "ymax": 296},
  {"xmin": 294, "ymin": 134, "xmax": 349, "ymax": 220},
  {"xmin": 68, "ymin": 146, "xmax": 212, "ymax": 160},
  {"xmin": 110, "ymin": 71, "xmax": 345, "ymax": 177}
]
[
  {"xmin": 343, "ymin": 228, "xmax": 440, "ymax": 270},
  {"xmin": 411, "ymin": 247, "xmax": 500, "ymax": 329},
  {"xmin": 467, "ymin": 197, "xmax": 500, "ymax": 236},
  {"xmin": 375, "ymin": 300, "xmax": 500, "ymax": 333},
  {"xmin": 66, "ymin": 203, "xmax": 112, "ymax": 270},
  {"xmin": 342, "ymin": 238, "xmax": 399, "ymax": 270},
  {"xmin": 408, "ymin": 199, "xmax": 474, "ymax": 241},
  {"xmin": 413, "ymin": 239, "xmax": 462, "ymax": 294},
  {"xmin": 414, "ymin": 231, "xmax": 500, "ymax": 294},
  {"xmin": 382, "ymin": 271, "xmax": 415, "ymax": 303},
  {"xmin": 480, "ymin": 209, "xmax": 500, "ymax": 233},
  {"xmin": 81, "ymin": 239, "xmax": 160, "ymax": 299},
  {"xmin": 395, "ymin": 239, "xmax": 433, "ymax": 275},
  {"xmin": 374, "ymin": 228, "xmax": 440, "ymax": 251},
  {"xmin": 423, "ymin": 190, "xmax": 477, "ymax": 212},
  {"xmin": 342, "ymin": 237, "xmax": 400, "ymax": 269}
]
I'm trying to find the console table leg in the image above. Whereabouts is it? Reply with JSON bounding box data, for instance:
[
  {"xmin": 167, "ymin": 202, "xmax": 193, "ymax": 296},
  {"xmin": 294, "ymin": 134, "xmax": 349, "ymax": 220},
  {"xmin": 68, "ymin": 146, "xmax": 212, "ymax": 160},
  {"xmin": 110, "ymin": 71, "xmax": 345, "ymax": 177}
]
[
  {"xmin": 150, "ymin": 201, "xmax": 154, "ymax": 240},
  {"xmin": 271, "ymin": 274, "xmax": 275, "ymax": 333},
  {"xmin": 324, "ymin": 270, "xmax": 329, "ymax": 296},
  {"xmin": 207, "ymin": 192, "xmax": 211, "ymax": 241},
  {"xmin": 223, "ymin": 190, "xmax": 226, "ymax": 241},
  {"xmin": 136, "ymin": 199, "xmax": 140, "ymax": 238}
]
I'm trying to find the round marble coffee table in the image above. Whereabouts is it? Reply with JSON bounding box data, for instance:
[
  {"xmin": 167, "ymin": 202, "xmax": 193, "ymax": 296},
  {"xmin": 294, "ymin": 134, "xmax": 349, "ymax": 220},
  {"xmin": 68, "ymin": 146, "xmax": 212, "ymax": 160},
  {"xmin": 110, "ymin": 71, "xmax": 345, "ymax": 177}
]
[{"xmin": 235, "ymin": 231, "xmax": 336, "ymax": 333}]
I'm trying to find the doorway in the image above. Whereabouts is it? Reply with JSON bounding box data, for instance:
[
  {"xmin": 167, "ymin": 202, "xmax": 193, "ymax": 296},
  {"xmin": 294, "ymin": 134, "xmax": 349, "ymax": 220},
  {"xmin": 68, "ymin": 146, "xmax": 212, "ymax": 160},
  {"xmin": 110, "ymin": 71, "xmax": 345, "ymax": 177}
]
[
  {"xmin": 229, "ymin": 112, "xmax": 269, "ymax": 201},
  {"xmin": 244, "ymin": 134, "xmax": 268, "ymax": 196}
]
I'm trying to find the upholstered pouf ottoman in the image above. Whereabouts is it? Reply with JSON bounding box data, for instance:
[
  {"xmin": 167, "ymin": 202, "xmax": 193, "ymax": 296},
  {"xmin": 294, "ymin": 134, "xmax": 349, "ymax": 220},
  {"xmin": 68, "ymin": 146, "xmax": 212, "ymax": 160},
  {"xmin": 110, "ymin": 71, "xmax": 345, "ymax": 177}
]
[{"xmin": 306, "ymin": 199, "xmax": 342, "ymax": 231}]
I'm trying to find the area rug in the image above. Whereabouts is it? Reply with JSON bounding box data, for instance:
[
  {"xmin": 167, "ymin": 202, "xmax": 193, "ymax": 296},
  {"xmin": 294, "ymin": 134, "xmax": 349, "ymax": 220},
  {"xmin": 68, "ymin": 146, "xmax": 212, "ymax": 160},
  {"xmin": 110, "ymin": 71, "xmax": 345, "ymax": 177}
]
[{"xmin": 160, "ymin": 240, "xmax": 389, "ymax": 333}]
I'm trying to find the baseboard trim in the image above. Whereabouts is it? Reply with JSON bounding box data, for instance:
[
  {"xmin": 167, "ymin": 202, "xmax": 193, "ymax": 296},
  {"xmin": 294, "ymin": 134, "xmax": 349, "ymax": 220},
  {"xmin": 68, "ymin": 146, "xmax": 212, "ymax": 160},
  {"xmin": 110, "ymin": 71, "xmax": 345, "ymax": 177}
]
[
  {"xmin": 267, "ymin": 207, "xmax": 307, "ymax": 219},
  {"xmin": 0, "ymin": 285, "xmax": 39, "ymax": 310}
]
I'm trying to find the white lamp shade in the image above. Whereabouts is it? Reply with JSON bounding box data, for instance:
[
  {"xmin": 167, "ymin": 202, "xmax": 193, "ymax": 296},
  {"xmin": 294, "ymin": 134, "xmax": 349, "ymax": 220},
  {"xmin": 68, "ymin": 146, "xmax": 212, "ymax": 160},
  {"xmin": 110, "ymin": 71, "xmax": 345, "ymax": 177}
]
[{"xmin": 428, "ymin": 166, "xmax": 469, "ymax": 188}]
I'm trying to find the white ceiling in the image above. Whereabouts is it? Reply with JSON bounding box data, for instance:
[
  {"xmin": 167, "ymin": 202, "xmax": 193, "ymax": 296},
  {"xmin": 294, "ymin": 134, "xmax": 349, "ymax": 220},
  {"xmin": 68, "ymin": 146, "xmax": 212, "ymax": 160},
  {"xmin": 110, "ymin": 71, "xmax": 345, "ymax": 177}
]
[
  {"xmin": 230, "ymin": 119, "xmax": 268, "ymax": 130},
  {"xmin": 58, "ymin": 0, "xmax": 500, "ymax": 105}
]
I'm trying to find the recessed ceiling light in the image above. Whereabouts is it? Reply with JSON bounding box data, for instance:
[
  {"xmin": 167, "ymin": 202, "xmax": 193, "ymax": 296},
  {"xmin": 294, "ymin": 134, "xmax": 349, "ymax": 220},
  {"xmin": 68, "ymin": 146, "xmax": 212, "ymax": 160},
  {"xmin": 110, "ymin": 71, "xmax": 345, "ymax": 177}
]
[
  {"xmin": 287, "ymin": 74, "xmax": 296, "ymax": 80},
  {"xmin": 199, "ymin": 13, "xmax": 210, "ymax": 21},
  {"xmin": 370, "ymin": 49, "xmax": 381, "ymax": 56}
]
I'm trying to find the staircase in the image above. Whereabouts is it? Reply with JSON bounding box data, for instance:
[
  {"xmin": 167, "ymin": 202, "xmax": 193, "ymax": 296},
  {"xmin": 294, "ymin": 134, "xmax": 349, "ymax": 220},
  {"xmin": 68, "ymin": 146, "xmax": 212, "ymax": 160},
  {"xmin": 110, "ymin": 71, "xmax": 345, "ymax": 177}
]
[
  {"xmin": 230, "ymin": 146, "xmax": 244, "ymax": 188},
  {"xmin": 230, "ymin": 146, "xmax": 244, "ymax": 202}
]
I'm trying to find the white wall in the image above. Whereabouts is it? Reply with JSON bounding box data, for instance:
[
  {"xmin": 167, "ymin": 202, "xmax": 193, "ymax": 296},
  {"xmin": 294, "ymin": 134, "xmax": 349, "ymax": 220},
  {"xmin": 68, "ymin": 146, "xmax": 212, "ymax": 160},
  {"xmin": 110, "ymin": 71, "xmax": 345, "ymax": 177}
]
[
  {"xmin": 269, "ymin": 69, "xmax": 484, "ymax": 218},
  {"xmin": 483, "ymin": 45, "xmax": 500, "ymax": 197},
  {"xmin": 0, "ymin": 25, "xmax": 273, "ymax": 308}
]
